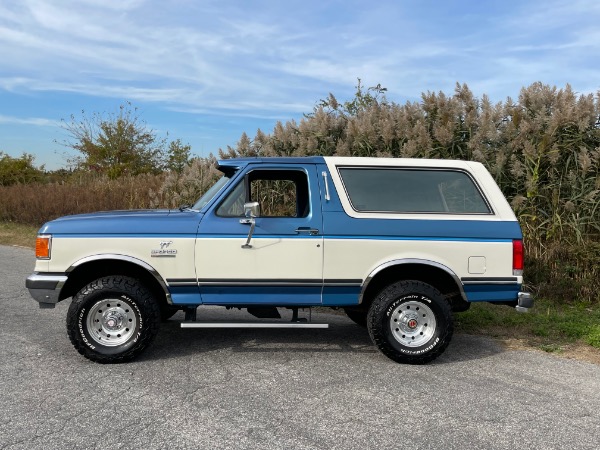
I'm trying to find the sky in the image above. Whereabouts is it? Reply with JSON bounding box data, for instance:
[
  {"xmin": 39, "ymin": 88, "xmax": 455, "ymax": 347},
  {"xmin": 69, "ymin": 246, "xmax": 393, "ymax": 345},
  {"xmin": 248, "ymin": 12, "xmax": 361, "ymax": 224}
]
[{"xmin": 1, "ymin": 0, "xmax": 599, "ymax": 170}]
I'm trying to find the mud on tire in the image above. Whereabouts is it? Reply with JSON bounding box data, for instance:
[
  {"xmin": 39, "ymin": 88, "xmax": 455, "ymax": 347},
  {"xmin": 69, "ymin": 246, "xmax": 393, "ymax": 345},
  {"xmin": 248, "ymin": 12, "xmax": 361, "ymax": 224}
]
[
  {"xmin": 66, "ymin": 276, "xmax": 160, "ymax": 363},
  {"xmin": 367, "ymin": 280, "xmax": 453, "ymax": 364}
]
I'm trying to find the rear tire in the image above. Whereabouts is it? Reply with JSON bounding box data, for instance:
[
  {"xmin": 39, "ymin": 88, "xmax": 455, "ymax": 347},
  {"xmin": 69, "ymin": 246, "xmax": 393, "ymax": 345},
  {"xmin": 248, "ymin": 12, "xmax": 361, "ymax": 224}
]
[
  {"xmin": 367, "ymin": 280, "xmax": 453, "ymax": 364},
  {"xmin": 66, "ymin": 276, "xmax": 160, "ymax": 363}
]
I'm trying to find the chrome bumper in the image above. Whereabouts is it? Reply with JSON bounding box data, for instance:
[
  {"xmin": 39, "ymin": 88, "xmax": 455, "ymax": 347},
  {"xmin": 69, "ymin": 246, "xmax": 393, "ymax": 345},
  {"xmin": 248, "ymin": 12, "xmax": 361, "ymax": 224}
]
[
  {"xmin": 515, "ymin": 291, "xmax": 534, "ymax": 313},
  {"xmin": 26, "ymin": 273, "xmax": 68, "ymax": 308}
]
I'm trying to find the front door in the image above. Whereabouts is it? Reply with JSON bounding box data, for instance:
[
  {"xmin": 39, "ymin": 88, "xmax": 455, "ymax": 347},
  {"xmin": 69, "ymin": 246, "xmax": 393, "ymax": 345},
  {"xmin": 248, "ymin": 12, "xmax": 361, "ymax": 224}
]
[{"xmin": 195, "ymin": 164, "xmax": 324, "ymax": 305}]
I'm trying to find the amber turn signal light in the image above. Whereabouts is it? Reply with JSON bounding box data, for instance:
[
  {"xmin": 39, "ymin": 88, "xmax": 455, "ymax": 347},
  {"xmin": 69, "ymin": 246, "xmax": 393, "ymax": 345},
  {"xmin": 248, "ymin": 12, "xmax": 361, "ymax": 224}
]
[{"xmin": 35, "ymin": 235, "xmax": 51, "ymax": 259}]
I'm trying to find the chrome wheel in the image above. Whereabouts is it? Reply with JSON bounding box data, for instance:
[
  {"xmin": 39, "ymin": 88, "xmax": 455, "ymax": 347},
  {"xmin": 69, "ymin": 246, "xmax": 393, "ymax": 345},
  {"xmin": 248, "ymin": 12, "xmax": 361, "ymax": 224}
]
[
  {"xmin": 86, "ymin": 298, "xmax": 137, "ymax": 347},
  {"xmin": 389, "ymin": 300, "xmax": 436, "ymax": 347}
]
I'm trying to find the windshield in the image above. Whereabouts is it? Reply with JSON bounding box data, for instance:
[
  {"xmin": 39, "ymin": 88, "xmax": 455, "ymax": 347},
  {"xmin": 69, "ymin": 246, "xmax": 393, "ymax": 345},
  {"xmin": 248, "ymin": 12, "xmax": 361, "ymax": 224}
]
[{"xmin": 192, "ymin": 174, "xmax": 233, "ymax": 210}]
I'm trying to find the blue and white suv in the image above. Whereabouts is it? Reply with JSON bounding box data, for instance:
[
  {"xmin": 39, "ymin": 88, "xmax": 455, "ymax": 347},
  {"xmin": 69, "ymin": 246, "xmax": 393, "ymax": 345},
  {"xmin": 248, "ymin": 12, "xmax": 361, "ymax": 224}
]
[{"xmin": 27, "ymin": 157, "xmax": 533, "ymax": 364}]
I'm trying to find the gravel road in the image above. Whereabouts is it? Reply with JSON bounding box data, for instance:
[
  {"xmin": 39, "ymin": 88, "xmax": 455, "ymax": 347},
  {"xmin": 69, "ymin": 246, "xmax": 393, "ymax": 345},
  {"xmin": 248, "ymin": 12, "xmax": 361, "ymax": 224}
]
[{"xmin": 1, "ymin": 245, "xmax": 599, "ymax": 449}]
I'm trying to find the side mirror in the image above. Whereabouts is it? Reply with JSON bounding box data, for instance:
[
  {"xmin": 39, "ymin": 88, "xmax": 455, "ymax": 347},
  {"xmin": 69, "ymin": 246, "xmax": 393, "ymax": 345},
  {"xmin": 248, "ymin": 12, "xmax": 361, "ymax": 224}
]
[
  {"xmin": 243, "ymin": 201, "xmax": 260, "ymax": 218},
  {"xmin": 240, "ymin": 202, "xmax": 260, "ymax": 249}
]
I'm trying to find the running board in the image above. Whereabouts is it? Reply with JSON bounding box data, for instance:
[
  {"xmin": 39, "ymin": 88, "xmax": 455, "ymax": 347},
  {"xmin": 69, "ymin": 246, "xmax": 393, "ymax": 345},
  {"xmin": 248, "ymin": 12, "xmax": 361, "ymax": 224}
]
[{"xmin": 181, "ymin": 322, "xmax": 329, "ymax": 329}]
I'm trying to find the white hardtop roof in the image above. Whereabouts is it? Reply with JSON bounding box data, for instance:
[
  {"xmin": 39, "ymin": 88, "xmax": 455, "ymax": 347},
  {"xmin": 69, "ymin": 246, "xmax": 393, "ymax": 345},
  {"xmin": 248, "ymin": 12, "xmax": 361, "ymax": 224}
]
[{"xmin": 323, "ymin": 156, "xmax": 481, "ymax": 169}]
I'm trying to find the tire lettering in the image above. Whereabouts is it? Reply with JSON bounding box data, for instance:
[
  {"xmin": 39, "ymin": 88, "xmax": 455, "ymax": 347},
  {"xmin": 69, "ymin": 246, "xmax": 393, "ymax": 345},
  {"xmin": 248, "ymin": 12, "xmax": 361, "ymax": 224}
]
[
  {"xmin": 77, "ymin": 308, "xmax": 96, "ymax": 350},
  {"xmin": 386, "ymin": 294, "xmax": 430, "ymax": 316},
  {"xmin": 399, "ymin": 337, "xmax": 440, "ymax": 355}
]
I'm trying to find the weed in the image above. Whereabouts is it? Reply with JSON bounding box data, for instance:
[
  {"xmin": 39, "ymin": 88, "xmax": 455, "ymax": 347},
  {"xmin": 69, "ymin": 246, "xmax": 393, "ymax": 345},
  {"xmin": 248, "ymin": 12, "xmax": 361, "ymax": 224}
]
[
  {"xmin": 456, "ymin": 299, "xmax": 600, "ymax": 351},
  {"xmin": 539, "ymin": 344, "xmax": 564, "ymax": 353},
  {"xmin": 587, "ymin": 326, "xmax": 600, "ymax": 348}
]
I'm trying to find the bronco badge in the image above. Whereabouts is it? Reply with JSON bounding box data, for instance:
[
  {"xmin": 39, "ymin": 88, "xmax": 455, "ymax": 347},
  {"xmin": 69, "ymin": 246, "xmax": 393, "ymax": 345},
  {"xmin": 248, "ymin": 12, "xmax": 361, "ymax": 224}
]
[{"xmin": 151, "ymin": 240, "xmax": 177, "ymax": 257}]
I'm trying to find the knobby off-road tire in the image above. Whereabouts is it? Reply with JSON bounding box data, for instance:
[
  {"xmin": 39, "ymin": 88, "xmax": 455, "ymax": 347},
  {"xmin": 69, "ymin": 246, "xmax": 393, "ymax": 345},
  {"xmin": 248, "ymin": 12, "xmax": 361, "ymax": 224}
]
[
  {"xmin": 66, "ymin": 276, "xmax": 161, "ymax": 363},
  {"xmin": 367, "ymin": 280, "xmax": 453, "ymax": 364}
]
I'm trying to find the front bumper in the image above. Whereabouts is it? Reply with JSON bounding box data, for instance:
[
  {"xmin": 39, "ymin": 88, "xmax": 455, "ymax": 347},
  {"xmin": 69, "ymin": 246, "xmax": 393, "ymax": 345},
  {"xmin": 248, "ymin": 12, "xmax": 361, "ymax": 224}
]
[
  {"xmin": 515, "ymin": 291, "xmax": 534, "ymax": 313},
  {"xmin": 26, "ymin": 273, "xmax": 68, "ymax": 308}
]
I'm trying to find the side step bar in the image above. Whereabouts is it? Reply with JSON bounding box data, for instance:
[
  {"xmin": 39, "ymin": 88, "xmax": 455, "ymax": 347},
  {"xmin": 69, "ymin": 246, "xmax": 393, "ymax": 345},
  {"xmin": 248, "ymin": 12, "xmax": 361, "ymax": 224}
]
[{"xmin": 181, "ymin": 322, "xmax": 329, "ymax": 329}]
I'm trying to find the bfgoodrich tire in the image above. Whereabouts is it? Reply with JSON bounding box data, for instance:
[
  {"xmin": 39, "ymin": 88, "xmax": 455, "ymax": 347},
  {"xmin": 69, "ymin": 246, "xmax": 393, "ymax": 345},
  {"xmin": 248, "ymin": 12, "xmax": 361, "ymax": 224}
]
[
  {"xmin": 66, "ymin": 276, "xmax": 160, "ymax": 363},
  {"xmin": 367, "ymin": 280, "xmax": 453, "ymax": 364}
]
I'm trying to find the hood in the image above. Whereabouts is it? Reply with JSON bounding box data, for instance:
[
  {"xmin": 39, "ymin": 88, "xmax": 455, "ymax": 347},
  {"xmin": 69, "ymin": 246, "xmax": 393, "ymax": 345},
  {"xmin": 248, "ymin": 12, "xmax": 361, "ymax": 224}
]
[{"xmin": 39, "ymin": 209, "xmax": 203, "ymax": 235}]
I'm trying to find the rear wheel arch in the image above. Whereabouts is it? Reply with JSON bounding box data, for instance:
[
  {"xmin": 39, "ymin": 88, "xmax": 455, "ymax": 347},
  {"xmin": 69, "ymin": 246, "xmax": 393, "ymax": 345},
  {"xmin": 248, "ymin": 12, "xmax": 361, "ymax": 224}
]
[{"xmin": 359, "ymin": 259, "xmax": 467, "ymax": 311}]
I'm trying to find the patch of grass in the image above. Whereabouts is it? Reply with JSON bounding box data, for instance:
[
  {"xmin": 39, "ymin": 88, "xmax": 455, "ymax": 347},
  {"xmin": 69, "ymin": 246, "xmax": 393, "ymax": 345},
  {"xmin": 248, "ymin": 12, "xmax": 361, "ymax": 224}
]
[
  {"xmin": 587, "ymin": 326, "xmax": 600, "ymax": 348},
  {"xmin": 539, "ymin": 344, "xmax": 564, "ymax": 354},
  {"xmin": 455, "ymin": 299, "xmax": 600, "ymax": 352},
  {"xmin": 0, "ymin": 221, "xmax": 38, "ymax": 248}
]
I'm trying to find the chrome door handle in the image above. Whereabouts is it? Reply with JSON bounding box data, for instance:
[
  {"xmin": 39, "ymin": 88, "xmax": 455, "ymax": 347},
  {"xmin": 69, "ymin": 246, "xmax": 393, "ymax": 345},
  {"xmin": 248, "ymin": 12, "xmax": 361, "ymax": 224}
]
[{"xmin": 295, "ymin": 227, "xmax": 319, "ymax": 235}]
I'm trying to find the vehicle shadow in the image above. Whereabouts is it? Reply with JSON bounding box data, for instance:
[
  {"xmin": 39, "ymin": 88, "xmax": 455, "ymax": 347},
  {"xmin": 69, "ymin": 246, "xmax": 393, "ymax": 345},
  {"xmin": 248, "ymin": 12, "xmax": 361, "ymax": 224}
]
[{"xmin": 142, "ymin": 311, "xmax": 504, "ymax": 365}]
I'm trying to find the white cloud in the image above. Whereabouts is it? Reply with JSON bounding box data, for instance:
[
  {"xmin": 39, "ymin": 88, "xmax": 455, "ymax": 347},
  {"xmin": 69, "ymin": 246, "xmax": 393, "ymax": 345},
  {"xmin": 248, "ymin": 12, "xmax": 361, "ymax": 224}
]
[
  {"xmin": 0, "ymin": 0, "xmax": 599, "ymax": 118},
  {"xmin": 0, "ymin": 114, "xmax": 59, "ymax": 127}
]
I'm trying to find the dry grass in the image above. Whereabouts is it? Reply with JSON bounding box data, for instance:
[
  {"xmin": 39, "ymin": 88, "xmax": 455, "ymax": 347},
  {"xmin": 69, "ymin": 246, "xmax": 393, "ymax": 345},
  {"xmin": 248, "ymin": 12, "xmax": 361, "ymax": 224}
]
[
  {"xmin": 498, "ymin": 338, "xmax": 600, "ymax": 366},
  {"xmin": 0, "ymin": 222, "xmax": 38, "ymax": 248},
  {"xmin": 0, "ymin": 173, "xmax": 165, "ymax": 225}
]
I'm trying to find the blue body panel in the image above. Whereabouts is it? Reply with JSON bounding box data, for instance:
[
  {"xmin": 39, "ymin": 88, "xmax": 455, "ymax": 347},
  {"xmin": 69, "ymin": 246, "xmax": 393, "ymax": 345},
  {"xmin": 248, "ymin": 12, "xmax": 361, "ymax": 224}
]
[
  {"xmin": 217, "ymin": 156, "xmax": 325, "ymax": 168},
  {"xmin": 169, "ymin": 286, "xmax": 204, "ymax": 305},
  {"xmin": 463, "ymin": 284, "xmax": 521, "ymax": 302},
  {"xmin": 40, "ymin": 210, "xmax": 203, "ymax": 236},
  {"xmin": 200, "ymin": 286, "xmax": 322, "ymax": 306},
  {"xmin": 321, "ymin": 212, "xmax": 522, "ymax": 240},
  {"xmin": 322, "ymin": 286, "xmax": 363, "ymax": 306}
]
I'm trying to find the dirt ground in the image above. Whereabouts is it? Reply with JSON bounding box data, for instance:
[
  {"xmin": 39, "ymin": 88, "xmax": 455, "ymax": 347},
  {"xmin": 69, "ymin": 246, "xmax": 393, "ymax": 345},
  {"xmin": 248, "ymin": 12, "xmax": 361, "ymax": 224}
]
[{"xmin": 499, "ymin": 338, "xmax": 600, "ymax": 365}]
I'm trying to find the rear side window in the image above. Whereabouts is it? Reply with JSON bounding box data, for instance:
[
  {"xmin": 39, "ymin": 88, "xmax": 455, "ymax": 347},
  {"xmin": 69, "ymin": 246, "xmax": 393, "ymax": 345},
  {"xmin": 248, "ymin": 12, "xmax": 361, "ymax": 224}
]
[{"xmin": 338, "ymin": 167, "xmax": 491, "ymax": 214}]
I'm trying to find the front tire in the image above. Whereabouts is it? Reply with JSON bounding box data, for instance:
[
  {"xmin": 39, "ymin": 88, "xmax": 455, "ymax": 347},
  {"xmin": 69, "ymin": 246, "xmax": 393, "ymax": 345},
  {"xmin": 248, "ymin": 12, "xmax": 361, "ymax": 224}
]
[
  {"xmin": 367, "ymin": 280, "xmax": 453, "ymax": 364},
  {"xmin": 66, "ymin": 276, "xmax": 160, "ymax": 363}
]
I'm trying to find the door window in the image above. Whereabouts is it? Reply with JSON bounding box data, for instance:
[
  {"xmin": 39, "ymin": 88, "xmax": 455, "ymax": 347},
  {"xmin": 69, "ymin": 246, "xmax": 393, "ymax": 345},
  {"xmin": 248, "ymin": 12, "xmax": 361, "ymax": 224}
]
[{"xmin": 216, "ymin": 169, "xmax": 310, "ymax": 218}]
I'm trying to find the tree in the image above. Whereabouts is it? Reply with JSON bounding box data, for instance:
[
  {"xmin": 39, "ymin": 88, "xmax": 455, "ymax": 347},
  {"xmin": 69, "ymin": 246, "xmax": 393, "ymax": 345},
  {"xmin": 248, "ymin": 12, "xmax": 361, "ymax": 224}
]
[
  {"xmin": 0, "ymin": 152, "xmax": 44, "ymax": 185},
  {"xmin": 316, "ymin": 78, "xmax": 388, "ymax": 117},
  {"xmin": 59, "ymin": 102, "xmax": 166, "ymax": 179},
  {"xmin": 165, "ymin": 139, "xmax": 192, "ymax": 174}
]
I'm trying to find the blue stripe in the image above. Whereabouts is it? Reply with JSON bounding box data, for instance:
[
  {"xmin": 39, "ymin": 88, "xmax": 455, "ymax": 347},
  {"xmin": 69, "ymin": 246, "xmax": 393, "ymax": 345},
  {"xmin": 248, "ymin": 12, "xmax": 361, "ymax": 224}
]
[
  {"xmin": 322, "ymin": 212, "xmax": 522, "ymax": 240},
  {"xmin": 196, "ymin": 234, "xmax": 322, "ymax": 239},
  {"xmin": 172, "ymin": 282, "xmax": 523, "ymax": 306},
  {"xmin": 53, "ymin": 234, "xmax": 198, "ymax": 238},
  {"xmin": 169, "ymin": 286, "xmax": 201, "ymax": 306},
  {"xmin": 200, "ymin": 286, "xmax": 321, "ymax": 306},
  {"xmin": 463, "ymin": 284, "xmax": 521, "ymax": 302},
  {"xmin": 52, "ymin": 233, "xmax": 512, "ymax": 242},
  {"xmin": 195, "ymin": 234, "xmax": 510, "ymax": 242},
  {"xmin": 324, "ymin": 236, "xmax": 511, "ymax": 242},
  {"xmin": 322, "ymin": 286, "xmax": 361, "ymax": 306}
]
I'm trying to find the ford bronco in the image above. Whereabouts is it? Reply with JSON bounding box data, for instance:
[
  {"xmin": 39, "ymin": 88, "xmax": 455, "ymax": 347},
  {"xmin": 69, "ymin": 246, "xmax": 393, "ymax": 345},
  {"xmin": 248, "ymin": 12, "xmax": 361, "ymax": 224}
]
[{"xmin": 26, "ymin": 157, "xmax": 533, "ymax": 364}]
